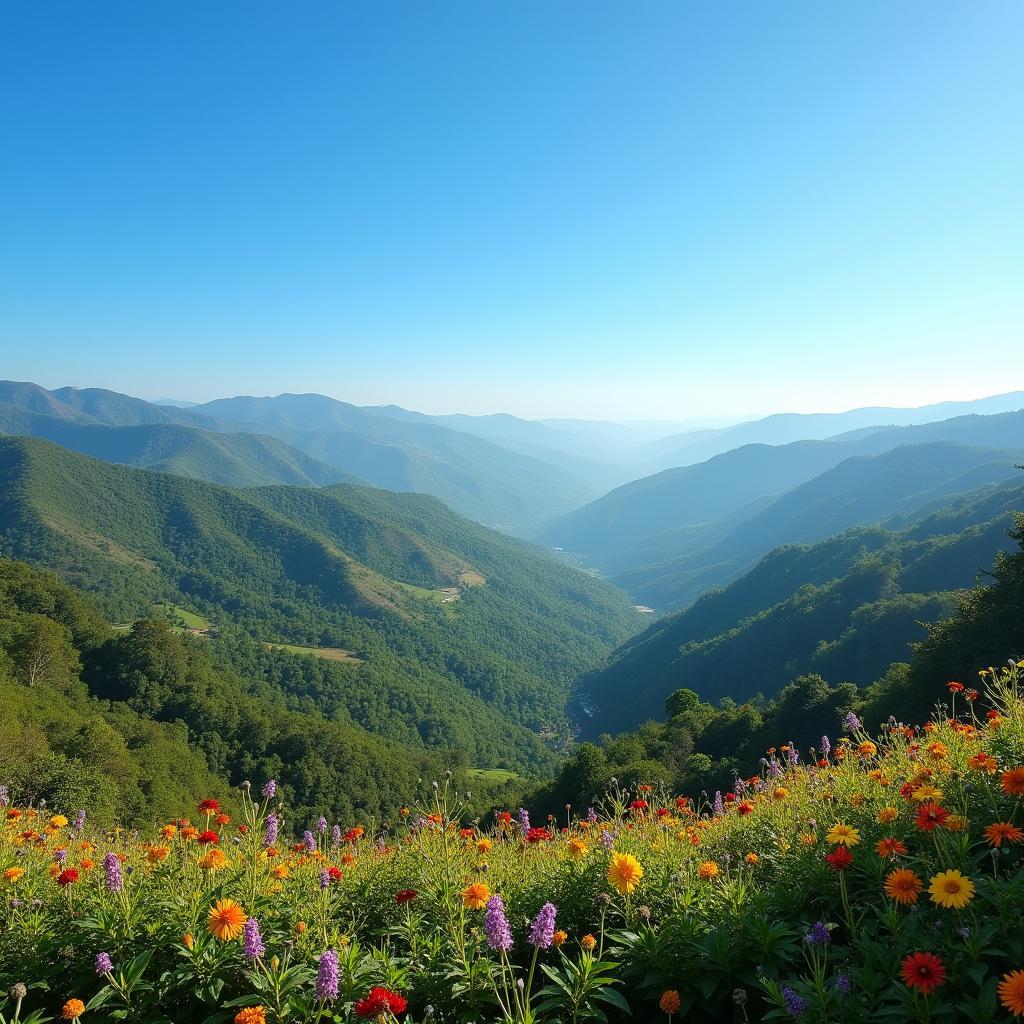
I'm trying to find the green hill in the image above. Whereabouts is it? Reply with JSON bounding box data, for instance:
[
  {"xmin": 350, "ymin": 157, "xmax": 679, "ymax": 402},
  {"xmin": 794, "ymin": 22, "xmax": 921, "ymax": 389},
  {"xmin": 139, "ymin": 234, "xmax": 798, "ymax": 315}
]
[
  {"xmin": 576, "ymin": 475, "xmax": 1024, "ymax": 735},
  {"xmin": 0, "ymin": 402, "xmax": 359, "ymax": 487},
  {"xmin": 0, "ymin": 436, "xmax": 641, "ymax": 772}
]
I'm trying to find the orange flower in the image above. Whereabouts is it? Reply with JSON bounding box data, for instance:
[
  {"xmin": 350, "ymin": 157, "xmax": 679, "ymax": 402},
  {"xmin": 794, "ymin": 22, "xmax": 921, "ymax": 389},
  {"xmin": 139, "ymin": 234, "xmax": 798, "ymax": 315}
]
[
  {"xmin": 884, "ymin": 868, "xmax": 923, "ymax": 904},
  {"xmin": 745, "ymin": 852, "xmax": 759, "ymax": 864},
  {"xmin": 968, "ymin": 752, "xmax": 998, "ymax": 774},
  {"xmin": 875, "ymin": 837, "xmax": 908, "ymax": 859},
  {"xmin": 876, "ymin": 807, "xmax": 899, "ymax": 824},
  {"xmin": 208, "ymin": 899, "xmax": 247, "ymax": 941},
  {"xmin": 659, "ymin": 990, "xmax": 682, "ymax": 1014},
  {"xmin": 271, "ymin": 864, "xmax": 290, "ymax": 879},
  {"xmin": 62, "ymin": 999, "xmax": 86, "ymax": 1021},
  {"xmin": 580, "ymin": 933, "xmax": 597, "ymax": 951},
  {"xmin": 998, "ymin": 969, "xmax": 1024, "ymax": 1017},
  {"xmin": 698, "ymin": 860, "xmax": 719, "ymax": 880},
  {"xmin": 461, "ymin": 882, "xmax": 491, "ymax": 909},
  {"xmin": 552, "ymin": 929, "xmax": 567, "ymax": 946},
  {"xmin": 1001, "ymin": 767, "xmax": 1024, "ymax": 796},
  {"xmin": 985, "ymin": 822, "xmax": 1024, "ymax": 847},
  {"xmin": 477, "ymin": 837, "xmax": 493, "ymax": 854},
  {"xmin": 234, "ymin": 1008, "xmax": 267, "ymax": 1024}
]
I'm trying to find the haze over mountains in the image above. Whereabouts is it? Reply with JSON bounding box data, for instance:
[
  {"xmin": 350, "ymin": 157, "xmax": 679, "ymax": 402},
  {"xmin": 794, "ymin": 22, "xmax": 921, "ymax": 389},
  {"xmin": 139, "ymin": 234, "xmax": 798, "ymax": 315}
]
[{"xmin": 2, "ymin": 377, "xmax": 1022, "ymax": 752}]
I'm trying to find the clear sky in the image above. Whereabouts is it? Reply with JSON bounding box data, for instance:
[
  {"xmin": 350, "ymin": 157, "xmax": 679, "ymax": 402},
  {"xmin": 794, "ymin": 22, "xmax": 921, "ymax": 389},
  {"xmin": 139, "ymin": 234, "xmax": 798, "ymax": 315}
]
[{"xmin": 1, "ymin": 1, "xmax": 1021, "ymax": 420}]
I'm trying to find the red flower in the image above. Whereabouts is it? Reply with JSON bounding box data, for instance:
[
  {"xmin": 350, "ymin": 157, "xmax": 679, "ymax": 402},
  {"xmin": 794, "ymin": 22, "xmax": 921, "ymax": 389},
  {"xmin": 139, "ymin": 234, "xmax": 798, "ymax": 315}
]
[
  {"xmin": 197, "ymin": 799, "xmax": 221, "ymax": 814},
  {"xmin": 946, "ymin": 681, "xmax": 964, "ymax": 693},
  {"xmin": 525, "ymin": 827, "xmax": 552, "ymax": 843},
  {"xmin": 395, "ymin": 888, "xmax": 417, "ymax": 904},
  {"xmin": 656, "ymin": 808, "xmax": 670, "ymax": 818},
  {"xmin": 915, "ymin": 803, "xmax": 949, "ymax": 832},
  {"xmin": 197, "ymin": 830, "xmax": 220, "ymax": 845},
  {"xmin": 737, "ymin": 801, "xmax": 754, "ymax": 816},
  {"xmin": 901, "ymin": 951, "xmax": 946, "ymax": 993},
  {"xmin": 824, "ymin": 846, "xmax": 853, "ymax": 871},
  {"xmin": 629, "ymin": 800, "xmax": 649, "ymax": 812},
  {"xmin": 354, "ymin": 987, "xmax": 407, "ymax": 1018},
  {"xmin": 57, "ymin": 868, "xmax": 79, "ymax": 886},
  {"xmin": 496, "ymin": 811, "xmax": 512, "ymax": 825},
  {"xmin": 724, "ymin": 792, "xmax": 736, "ymax": 803}
]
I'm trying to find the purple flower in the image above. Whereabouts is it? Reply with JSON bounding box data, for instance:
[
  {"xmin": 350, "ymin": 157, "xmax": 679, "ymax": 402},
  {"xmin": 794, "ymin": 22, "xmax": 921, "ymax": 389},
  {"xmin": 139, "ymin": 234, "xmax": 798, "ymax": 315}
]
[
  {"xmin": 303, "ymin": 830, "xmax": 316, "ymax": 853},
  {"xmin": 820, "ymin": 735, "xmax": 831, "ymax": 759},
  {"xmin": 834, "ymin": 974, "xmax": 851, "ymax": 994},
  {"xmin": 518, "ymin": 808, "xmax": 530, "ymax": 834},
  {"xmin": 331, "ymin": 824, "xmax": 341, "ymax": 849},
  {"xmin": 768, "ymin": 759, "xmax": 781, "ymax": 780},
  {"xmin": 243, "ymin": 917, "xmax": 265, "ymax": 960},
  {"xmin": 315, "ymin": 950, "xmax": 339, "ymax": 1001},
  {"xmin": 261, "ymin": 779, "xmax": 277, "ymax": 799},
  {"xmin": 264, "ymin": 814, "xmax": 279, "ymax": 847},
  {"xmin": 804, "ymin": 921, "xmax": 831, "ymax": 946},
  {"xmin": 529, "ymin": 902, "xmax": 557, "ymax": 949},
  {"xmin": 0, "ymin": 785, "xmax": 8, "ymax": 806},
  {"xmin": 713, "ymin": 791, "xmax": 724, "ymax": 816},
  {"xmin": 73, "ymin": 809, "xmax": 86, "ymax": 833},
  {"xmin": 600, "ymin": 829, "xmax": 614, "ymax": 850},
  {"xmin": 843, "ymin": 711, "xmax": 861, "ymax": 733},
  {"xmin": 103, "ymin": 853, "xmax": 123, "ymax": 893},
  {"xmin": 787, "ymin": 743, "xmax": 799, "ymax": 766},
  {"xmin": 782, "ymin": 986, "xmax": 807, "ymax": 1017},
  {"xmin": 316, "ymin": 816, "xmax": 328, "ymax": 834},
  {"xmin": 319, "ymin": 869, "xmax": 331, "ymax": 889},
  {"xmin": 484, "ymin": 894, "xmax": 513, "ymax": 952},
  {"xmin": 587, "ymin": 807, "xmax": 597, "ymax": 824},
  {"xmin": 95, "ymin": 952, "xmax": 113, "ymax": 975},
  {"xmin": 54, "ymin": 848, "xmax": 68, "ymax": 863}
]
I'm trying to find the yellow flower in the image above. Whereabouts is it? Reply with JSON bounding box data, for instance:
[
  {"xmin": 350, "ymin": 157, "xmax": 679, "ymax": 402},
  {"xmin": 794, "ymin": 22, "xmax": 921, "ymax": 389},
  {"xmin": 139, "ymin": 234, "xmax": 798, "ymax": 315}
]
[
  {"xmin": 3, "ymin": 867, "xmax": 25, "ymax": 884},
  {"xmin": 745, "ymin": 852, "xmax": 759, "ymax": 864},
  {"xmin": 825, "ymin": 823, "xmax": 860, "ymax": 848},
  {"xmin": 476, "ymin": 838, "xmax": 493, "ymax": 854},
  {"xmin": 799, "ymin": 833, "xmax": 817, "ymax": 847},
  {"xmin": 199, "ymin": 848, "xmax": 229, "ymax": 871},
  {"xmin": 208, "ymin": 898, "xmax": 247, "ymax": 941},
  {"xmin": 567, "ymin": 837, "xmax": 589, "ymax": 859},
  {"xmin": 698, "ymin": 860, "xmax": 719, "ymax": 880},
  {"xmin": 271, "ymin": 864, "xmax": 290, "ymax": 879},
  {"xmin": 928, "ymin": 870, "xmax": 975, "ymax": 910},
  {"xmin": 50, "ymin": 815, "xmax": 68, "ymax": 828},
  {"xmin": 182, "ymin": 932, "xmax": 194, "ymax": 949},
  {"xmin": 912, "ymin": 784, "xmax": 944, "ymax": 802},
  {"xmin": 876, "ymin": 807, "xmax": 899, "ymax": 824},
  {"xmin": 773, "ymin": 787, "xmax": 789, "ymax": 800},
  {"xmin": 944, "ymin": 814, "xmax": 966, "ymax": 833},
  {"xmin": 461, "ymin": 882, "xmax": 491, "ymax": 909},
  {"xmin": 607, "ymin": 852, "xmax": 644, "ymax": 894}
]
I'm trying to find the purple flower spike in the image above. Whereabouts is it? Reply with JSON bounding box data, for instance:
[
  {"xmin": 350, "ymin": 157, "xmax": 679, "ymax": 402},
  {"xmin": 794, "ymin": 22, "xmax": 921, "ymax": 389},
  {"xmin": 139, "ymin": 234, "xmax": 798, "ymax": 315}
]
[
  {"xmin": 484, "ymin": 894, "xmax": 513, "ymax": 952},
  {"xmin": 243, "ymin": 917, "xmax": 265, "ymax": 960},
  {"xmin": 95, "ymin": 952, "xmax": 113, "ymax": 975},
  {"xmin": 529, "ymin": 902, "xmax": 557, "ymax": 949},
  {"xmin": 316, "ymin": 950, "xmax": 339, "ymax": 1001},
  {"xmin": 103, "ymin": 853, "xmax": 123, "ymax": 893},
  {"xmin": 261, "ymin": 779, "xmax": 277, "ymax": 799},
  {"xmin": 264, "ymin": 813, "xmax": 279, "ymax": 847}
]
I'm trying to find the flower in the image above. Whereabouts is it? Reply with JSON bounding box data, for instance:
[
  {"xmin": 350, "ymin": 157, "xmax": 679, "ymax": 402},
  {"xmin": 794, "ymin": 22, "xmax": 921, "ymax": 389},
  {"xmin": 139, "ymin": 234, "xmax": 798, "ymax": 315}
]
[
  {"xmin": 567, "ymin": 837, "xmax": 588, "ymax": 859},
  {"xmin": 484, "ymin": 894, "xmax": 513, "ymax": 951},
  {"xmin": 825, "ymin": 823, "xmax": 860, "ymax": 847},
  {"xmin": 875, "ymin": 837, "xmax": 908, "ymax": 858},
  {"xmin": 805, "ymin": 921, "xmax": 831, "ymax": 945},
  {"xmin": 462, "ymin": 882, "xmax": 491, "ymax": 909},
  {"xmin": 876, "ymin": 807, "xmax": 899, "ymax": 824},
  {"xmin": 208, "ymin": 899, "xmax": 247, "ymax": 941},
  {"xmin": 261, "ymin": 779, "xmax": 277, "ymax": 799},
  {"xmin": 477, "ymin": 837, "xmax": 493, "ymax": 853},
  {"xmin": 61, "ymin": 998, "xmax": 86, "ymax": 1021},
  {"xmin": 998, "ymin": 969, "xmax": 1024, "ymax": 1017},
  {"xmin": 745, "ymin": 852, "xmax": 759, "ymax": 864},
  {"xmin": 529, "ymin": 902, "xmax": 557, "ymax": 948},
  {"xmin": 607, "ymin": 852, "xmax": 644, "ymax": 894},
  {"xmin": 782, "ymin": 985, "xmax": 807, "ymax": 1017},
  {"xmin": 698, "ymin": 860, "xmax": 719, "ymax": 880},
  {"xmin": 198, "ymin": 799, "xmax": 221, "ymax": 814},
  {"xmin": 3, "ymin": 867, "xmax": 24, "ymax": 884},
  {"xmin": 984, "ymin": 822, "xmax": 1024, "ymax": 847},
  {"xmin": 824, "ymin": 846, "xmax": 853, "ymax": 871},
  {"xmin": 50, "ymin": 814, "xmax": 68, "ymax": 828},
  {"xmin": 315, "ymin": 950, "xmax": 339, "ymax": 1001},
  {"xmin": 197, "ymin": 830, "xmax": 219, "ymax": 846},
  {"xmin": 57, "ymin": 868, "xmax": 79, "ymax": 886},
  {"xmin": 929, "ymin": 869, "xmax": 975, "ymax": 910},
  {"xmin": 552, "ymin": 929, "xmax": 568, "ymax": 946},
  {"xmin": 884, "ymin": 868, "xmax": 923, "ymax": 905},
  {"xmin": 95, "ymin": 952, "xmax": 113, "ymax": 975},
  {"xmin": 263, "ymin": 814, "xmax": 279, "ymax": 847},
  {"xmin": 581, "ymin": 933, "xmax": 597, "ymax": 951},
  {"xmin": 1001, "ymin": 767, "xmax": 1024, "ymax": 796},
  {"xmin": 395, "ymin": 889, "xmax": 417, "ymax": 904},
  {"xmin": 234, "ymin": 1009, "xmax": 267, "ymax": 1024},
  {"xmin": 659, "ymin": 989, "xmax": 682, "ymax": 1014},
  {"xmin": 243, "ymin": 917, "xmax": 265, "ymax": 960},
  {"xmin": 354, "ymin": 987, "xmax": 407, "ymax": 1018},
  {"xmin": 901, "ymin": 951, "xmax": 946, "ymax": 993},
  {"xmin": 915, "ymin": 803, "xmax": 949, "ymax": 831},
  {"xmin": 199, "ymin": 848, "xmax": 229, "ymax": 871}
]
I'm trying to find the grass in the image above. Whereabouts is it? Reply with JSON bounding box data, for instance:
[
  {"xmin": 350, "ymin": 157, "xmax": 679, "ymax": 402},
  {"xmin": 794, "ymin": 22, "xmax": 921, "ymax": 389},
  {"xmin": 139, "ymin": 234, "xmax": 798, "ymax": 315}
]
[
  {"xmin": 262, "ymin": 642, "xmax": 362, "ymax": 664},
  {"xmin": 154, "ymin": 603, "xmax": 210, "ymax": 630},
  {"xmin": 467, "ymin": 767, "xmax": 521, "ymax": 783}
]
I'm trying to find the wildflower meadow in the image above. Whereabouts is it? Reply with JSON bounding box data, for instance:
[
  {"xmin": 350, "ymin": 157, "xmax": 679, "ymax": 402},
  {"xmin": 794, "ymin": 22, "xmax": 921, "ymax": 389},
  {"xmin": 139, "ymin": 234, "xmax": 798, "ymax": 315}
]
[{"xmin": 3, "ymin": 665, "xmax": 1024, "ymax": 1024}]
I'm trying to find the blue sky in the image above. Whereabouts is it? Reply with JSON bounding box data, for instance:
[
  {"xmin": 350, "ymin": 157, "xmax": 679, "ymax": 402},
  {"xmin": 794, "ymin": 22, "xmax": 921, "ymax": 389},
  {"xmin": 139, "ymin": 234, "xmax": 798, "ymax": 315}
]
[{"xmin": 1, "ymin": 1, "xmax": 1021, "ymax": 419}]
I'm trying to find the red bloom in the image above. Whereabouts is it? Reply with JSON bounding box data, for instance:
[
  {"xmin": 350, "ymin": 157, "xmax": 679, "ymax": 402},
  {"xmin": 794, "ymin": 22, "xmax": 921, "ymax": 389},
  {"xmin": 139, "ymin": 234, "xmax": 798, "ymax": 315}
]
[
  {"xmin": 724, "ymin": 792, "xmax": 736, "ymax": 803},
  {"xmin": 354, "ymin": 987, "xmax": 407, "ymax": 1018},
  {"xmin": 947, "ymin": 681, "xmax": 964, "ymax": 693},
  {"xmin": 737, "ymin": 801, "xmax": 754, "ymax": 816},
  {"xmin": 901, "ymin": 951, "xmax": 946, "ymax": 993},
  {"xmin": 915, "ymin": 803, "xmax": 949, "ymax": 832},
  {"xmin": 824, "ymin": 846, "xmax": 853, "ymax": 871},
  {"xmin": 525, "ymin": 827, "xmax": 552, "ymax": 843},
  {"xmin": 57, "ymin": 868, "xmax": 79, "ymax": 886},
  {"xmin": 496, "ymin": 811, "xmax": 512, "ymax": 825},
  {"xmin": 328, "ymin": 866, "xmax": 344, "ymax": 881},
  {"xmin": 656, "ymin": 807, "xmax": 670, "ymax": 818},
  {"xmin": 197, "ymin": 830, "xmax": 219, "ymax": 845},
  {"xmin": 395, "ymin": 888, "xmax": 417, "ymax": 904},
  {"xmin": 197, "ymin": 799, "xmax": 221, "ymax": 814},
  {"xmin": 629, "ymin": 800, "xmax": 649, "ymax": 812}
]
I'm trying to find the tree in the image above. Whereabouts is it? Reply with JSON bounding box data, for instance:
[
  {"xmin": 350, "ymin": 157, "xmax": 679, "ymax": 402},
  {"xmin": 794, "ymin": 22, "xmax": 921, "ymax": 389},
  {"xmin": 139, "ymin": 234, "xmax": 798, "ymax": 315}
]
[{"xmin": 6, "ymin": 613, "xmax": 80, "ymax": 688}]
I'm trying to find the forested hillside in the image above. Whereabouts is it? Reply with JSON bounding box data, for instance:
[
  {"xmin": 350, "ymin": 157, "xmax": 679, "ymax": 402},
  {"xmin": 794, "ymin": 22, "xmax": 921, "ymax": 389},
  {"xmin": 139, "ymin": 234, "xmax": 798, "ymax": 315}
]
[
  {"xmin": 576, "ymin": 474, "xmax": 1024, "ymax": 735},
  {"xmin": 0, "ymin": 436, "xmax": 641, "ymax": 773}
]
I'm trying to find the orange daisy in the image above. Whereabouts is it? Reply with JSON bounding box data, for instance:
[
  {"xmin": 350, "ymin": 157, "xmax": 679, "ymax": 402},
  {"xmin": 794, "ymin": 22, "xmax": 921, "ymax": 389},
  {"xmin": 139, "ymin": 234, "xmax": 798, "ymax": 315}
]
[
  {"xmin": 884, "ymin": 868, "xmax": 923, "ymax": 905},
  {"xmin": 208, "ymin": 898, "xmax": 247, "ymax": 941},
  {"xmin": 984, "ymin": 822, "xmax": 1024, "ymax": 847}
]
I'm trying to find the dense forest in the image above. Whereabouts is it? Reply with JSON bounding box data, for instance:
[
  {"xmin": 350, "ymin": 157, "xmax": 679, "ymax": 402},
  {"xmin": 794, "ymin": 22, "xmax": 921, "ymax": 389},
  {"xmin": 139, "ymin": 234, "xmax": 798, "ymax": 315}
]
[{"xmin": 528, "ymin": 513, "xmax": 1024, "ymax": 815}]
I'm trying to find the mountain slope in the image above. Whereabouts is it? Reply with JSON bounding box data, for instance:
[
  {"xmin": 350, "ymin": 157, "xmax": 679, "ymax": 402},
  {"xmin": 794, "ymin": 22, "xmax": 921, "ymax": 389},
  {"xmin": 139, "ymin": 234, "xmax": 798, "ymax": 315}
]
[
  {"xmin": 537, "ymin": 411, "xmax": 1024, "ymax": 582},
  {"xmin": 0, "ymin": 403, "xmax": 359, "ymax": 487},
  {"xmin": 0, "ymin": 436, "xmax": 641, "ymax": 771},
  {"xmin": 613, "ymin": 442, "xmax": 1024, "ymax": 609},
  {"xmin": 576, "ymin": 475, "xmax": 1024, "ymax": 735}
]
